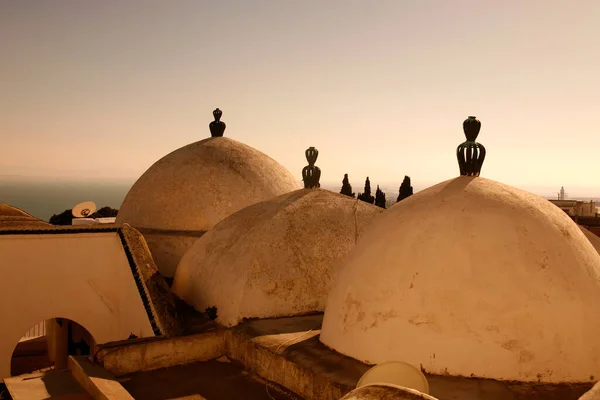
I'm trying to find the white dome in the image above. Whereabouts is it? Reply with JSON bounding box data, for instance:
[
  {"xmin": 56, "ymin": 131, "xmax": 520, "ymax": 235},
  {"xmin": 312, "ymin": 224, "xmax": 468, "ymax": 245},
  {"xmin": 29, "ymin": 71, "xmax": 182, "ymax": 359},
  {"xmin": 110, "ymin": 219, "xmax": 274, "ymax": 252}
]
[
  {"xmin": 321, "ymin": 176, "xmax": 600, "ymax": 383},
  {"xmin": 115, "ymin": 136, "xmax": 300, "ymax": 277},
  {"xmin": 172, "ymin": 188, "xmax": 384, "ymax": 327},
  {"xmin": 116, "ymin": 137, "xmax": 299, "ymax": 232}
]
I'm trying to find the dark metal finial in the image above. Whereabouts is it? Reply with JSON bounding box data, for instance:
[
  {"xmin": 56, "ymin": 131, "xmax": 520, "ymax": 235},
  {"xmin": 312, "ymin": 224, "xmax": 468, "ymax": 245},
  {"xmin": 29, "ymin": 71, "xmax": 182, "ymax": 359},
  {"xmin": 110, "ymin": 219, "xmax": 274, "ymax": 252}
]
[
  {"xmin": 302, "ymin": 147, "xmax": 321, "ymax": 188},
  {"xmin": 457, "ymin": 116, "xmax": 486, "ymax": 176},
  {"xmin": 209, "ymin": 108, "xmax": 226, "ymax": 137}
]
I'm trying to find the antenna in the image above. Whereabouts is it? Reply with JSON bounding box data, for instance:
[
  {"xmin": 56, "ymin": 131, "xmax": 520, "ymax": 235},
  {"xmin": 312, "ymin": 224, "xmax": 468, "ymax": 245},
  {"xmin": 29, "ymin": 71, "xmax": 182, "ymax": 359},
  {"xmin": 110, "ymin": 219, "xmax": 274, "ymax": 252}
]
[
  {"xmin": 72, "ymin": 201, "xmax": 97, "ymax": 218},
  {"xmin": 356, "ymin": 361, "xmax": 430, "ymax": 395}
]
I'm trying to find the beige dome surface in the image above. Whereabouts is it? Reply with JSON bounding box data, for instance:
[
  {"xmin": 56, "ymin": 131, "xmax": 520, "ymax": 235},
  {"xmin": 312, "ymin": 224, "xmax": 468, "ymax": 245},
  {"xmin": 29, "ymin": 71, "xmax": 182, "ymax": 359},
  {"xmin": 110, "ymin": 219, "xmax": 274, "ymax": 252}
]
[
  {"xmin": 580, "ymin": 381, "xmax": 600, "ymax": 400},
  {"xmin": 580, "ymin": 225, "xmax": 600, "ymax": 254},
  {"xmin": 339, "ymin": 385, "xmax": 438, "ymax": 400},
  {"xmin": 321, "ymin": 176, "xmax": 600, "ymax": 384},
  {"xmin": 116, "ymin": 137, "xmax": 299, "ymax": 231},
  {"xmin": 115, "ymin": 137, "xmax": 300, "ymax": 277},
  {"xmin": 172, "ymin": 188, "xmax": 384, "ymax": 327},
  {"xmin": 0, "ymin": 204, "xmax": 51, "ymax": 229}
]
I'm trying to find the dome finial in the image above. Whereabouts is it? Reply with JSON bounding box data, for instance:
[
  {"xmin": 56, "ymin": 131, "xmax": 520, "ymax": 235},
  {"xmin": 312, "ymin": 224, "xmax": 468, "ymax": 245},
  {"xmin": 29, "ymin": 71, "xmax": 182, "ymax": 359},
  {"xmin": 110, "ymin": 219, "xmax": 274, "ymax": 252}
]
[
  {"xmin": 456, "ymin": 116, "xmax": 486, "ymax": 176},
  {"xmin": 209, "ymin": 108, "xmax": 226, "ymax": 137},
  {"xmin": 302, "ymin": 147, "xmax": 321, "ymax": 188}
]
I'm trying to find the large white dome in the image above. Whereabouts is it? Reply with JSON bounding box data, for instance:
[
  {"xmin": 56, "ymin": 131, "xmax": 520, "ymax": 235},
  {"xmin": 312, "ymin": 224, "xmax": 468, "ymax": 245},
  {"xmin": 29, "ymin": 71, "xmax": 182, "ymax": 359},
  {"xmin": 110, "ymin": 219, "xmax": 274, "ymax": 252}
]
[
  {"xmin": 115, "ymin": 121, "xmax": 300, "ymax": 277},
  {"xmin": 320, "ymin": 176, "xmax": 600, "ymax": 383},
  {"xmin": 116, "ymin": 137, "xmax": 300, "ymax": 232},
  {"xmin": 172, "ymin": 188, "xmax": 384, "ymax": 327}
]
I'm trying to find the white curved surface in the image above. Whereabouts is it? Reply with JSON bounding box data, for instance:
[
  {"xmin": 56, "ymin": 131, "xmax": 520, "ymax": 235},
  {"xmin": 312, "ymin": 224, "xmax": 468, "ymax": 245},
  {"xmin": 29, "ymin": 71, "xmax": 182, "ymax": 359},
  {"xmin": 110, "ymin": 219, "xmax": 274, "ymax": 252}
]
[
  {"xmin": 340, "ymin": 384, "xmax": 438, "ymax": 400},
  {"xmin": 172, "ymin": 188, "xmax": 384, "ymax": 327},
  {"xmin": 116, "ymin": 137, "xmax": 300, "ymax": 232},
  {"xmin": 357, "ymin": 361, "xmax": 429, "ymax": 394},
  {"xmin": 321, "ymin": 176, "xmax": 600, "ymax": 383}
]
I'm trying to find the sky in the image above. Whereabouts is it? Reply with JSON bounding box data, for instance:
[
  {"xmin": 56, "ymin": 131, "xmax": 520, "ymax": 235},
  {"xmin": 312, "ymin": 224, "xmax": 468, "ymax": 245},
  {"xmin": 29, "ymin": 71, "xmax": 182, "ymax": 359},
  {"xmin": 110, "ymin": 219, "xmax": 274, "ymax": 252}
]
[{"xmin": 1, "ymin": 0, "xmax": 599, "ymax": 197}]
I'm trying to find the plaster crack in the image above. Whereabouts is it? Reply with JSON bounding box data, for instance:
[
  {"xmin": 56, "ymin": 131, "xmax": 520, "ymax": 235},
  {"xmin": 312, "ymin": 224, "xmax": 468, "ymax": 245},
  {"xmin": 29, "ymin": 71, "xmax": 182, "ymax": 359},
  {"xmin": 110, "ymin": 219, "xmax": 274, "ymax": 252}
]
[
  {"xmin": 88, "ymin": 280, "xmax": 114, "ymax": 314},
  {"xmin": 353, "ymin": 200, "xmax": 359, "ymax": 244}
]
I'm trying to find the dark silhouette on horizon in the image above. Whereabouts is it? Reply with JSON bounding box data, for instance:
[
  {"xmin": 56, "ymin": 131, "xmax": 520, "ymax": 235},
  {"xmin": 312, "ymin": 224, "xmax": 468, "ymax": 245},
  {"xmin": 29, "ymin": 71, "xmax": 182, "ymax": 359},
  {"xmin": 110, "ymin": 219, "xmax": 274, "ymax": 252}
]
[
  {"xmin": 397, "ymin": 176, "xmax": 414, "ymax": 202},
  {"xmin": 357, "ymin": 177, "xmax": 375, "ymax": 204},
  {"xmin": 340, "ymin": 174, "xmax": 355, "ymax": 198},
  {"xmin": 375, "ymin": 185, "xmax": 386, "ymax": 208}
]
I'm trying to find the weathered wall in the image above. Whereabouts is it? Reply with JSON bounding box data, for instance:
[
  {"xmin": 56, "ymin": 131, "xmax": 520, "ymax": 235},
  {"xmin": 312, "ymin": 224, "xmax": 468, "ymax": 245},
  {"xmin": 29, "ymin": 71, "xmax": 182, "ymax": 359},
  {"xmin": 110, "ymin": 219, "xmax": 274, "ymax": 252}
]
[{"xmin": 0, "ymin": 232, "xmax": 156, "ymax": 379}]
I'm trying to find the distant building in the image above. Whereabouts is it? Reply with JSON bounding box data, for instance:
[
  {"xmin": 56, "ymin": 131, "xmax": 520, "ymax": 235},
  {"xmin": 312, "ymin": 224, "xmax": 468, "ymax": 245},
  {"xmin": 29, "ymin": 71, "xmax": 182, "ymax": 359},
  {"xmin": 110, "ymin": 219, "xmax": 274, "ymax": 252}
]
[
  {"xmin": 548, "ymin": 199, "xmax": 598, "ymax": 217},
  {"xmin": 548, "ymin": 186, "xmax": 598, "ymax": 217}
]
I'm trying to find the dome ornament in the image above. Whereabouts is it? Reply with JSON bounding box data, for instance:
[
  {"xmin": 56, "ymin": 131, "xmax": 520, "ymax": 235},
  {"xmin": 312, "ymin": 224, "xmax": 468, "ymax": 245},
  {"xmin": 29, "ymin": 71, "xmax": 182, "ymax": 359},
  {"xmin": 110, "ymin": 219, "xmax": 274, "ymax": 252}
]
[
  {"xmin": 209, "ymin": 108, "xmax": 226, "ymax": 137},
  {"xmin": 456, "ymin": 116, "xmax": 486, "ymax": 176},
  {"xmin": 302, "ymin": 147, "xmax": 321, "ymax": 188}
]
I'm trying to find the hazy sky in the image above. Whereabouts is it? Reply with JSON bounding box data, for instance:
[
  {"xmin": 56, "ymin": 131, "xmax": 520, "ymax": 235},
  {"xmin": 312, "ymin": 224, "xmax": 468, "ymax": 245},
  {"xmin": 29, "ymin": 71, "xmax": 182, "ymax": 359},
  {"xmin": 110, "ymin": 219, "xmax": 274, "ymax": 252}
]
[{"xmin": 1, "ymin": 0, "xmax": 599, "ymax": 195}]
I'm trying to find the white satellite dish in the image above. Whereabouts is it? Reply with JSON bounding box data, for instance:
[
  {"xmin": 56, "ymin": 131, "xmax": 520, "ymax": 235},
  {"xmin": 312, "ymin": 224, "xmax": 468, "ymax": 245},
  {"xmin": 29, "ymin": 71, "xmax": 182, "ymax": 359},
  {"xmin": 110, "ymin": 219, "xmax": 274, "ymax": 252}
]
[
  {"xmin": 72, "ymin": 201, "xmax": 97, "ymax": 218},
  {"xmin": 356, "ymin": 361, "xmax": 430, "ymax": 395}
]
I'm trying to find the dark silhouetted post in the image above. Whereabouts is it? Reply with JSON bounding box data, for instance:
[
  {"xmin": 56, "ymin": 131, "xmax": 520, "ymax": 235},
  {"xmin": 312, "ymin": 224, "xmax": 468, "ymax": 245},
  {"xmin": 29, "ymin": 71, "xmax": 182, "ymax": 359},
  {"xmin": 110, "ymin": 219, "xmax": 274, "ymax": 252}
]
[
  {"xmin": 340, "ymin": 174, "xmax": 355, "ymax": 198},
  {"xmin": 375, "ymin": 185, "xmax": 386, "ymax": 208},
  {"xmin": 456, "ymin": 116, "xmax": 486, "ymax": 176},
  {"xmin": 302, "ymin": 147, "xmax": 321, "ymax": 188},
  {"xmin": 357, "ymin": 177, "xmax": 375, "ymax": 204},
  {"xmin": 209, "ymin": 108, "xmax": 226, "ymax": 137},
  {"xmin": 397, "ymin": 176, "xmax": 414, "ymax": 203}
]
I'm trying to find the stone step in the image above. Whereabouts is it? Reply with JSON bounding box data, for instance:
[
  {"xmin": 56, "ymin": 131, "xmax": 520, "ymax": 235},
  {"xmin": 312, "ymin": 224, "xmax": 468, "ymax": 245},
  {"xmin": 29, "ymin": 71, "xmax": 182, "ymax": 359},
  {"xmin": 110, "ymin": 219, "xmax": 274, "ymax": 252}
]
[{"xmin": 4, "ymin": 369, "xmax": 91, "ymax": 400}]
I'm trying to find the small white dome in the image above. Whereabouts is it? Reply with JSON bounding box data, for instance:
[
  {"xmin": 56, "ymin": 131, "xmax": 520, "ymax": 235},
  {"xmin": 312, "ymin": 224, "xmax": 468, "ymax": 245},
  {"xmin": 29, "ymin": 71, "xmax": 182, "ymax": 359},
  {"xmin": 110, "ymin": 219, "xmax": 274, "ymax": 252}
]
[
  {"xmin": 172, "ymin": 188, "xmax": 384, "ymax": 327},
  {"xmin": 321, "ymin": 176, "xmax": 600, "ymax": 383}
]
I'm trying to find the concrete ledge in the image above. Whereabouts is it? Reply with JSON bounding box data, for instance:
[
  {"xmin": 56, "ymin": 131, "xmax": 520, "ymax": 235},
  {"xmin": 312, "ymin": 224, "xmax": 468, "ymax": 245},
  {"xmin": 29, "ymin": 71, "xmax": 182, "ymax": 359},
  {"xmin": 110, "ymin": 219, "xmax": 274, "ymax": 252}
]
[
  {"xmin": 96, "ymin": 330, "xmax": 227, "ymax": 376},
  {"xmin": 68, "ymin": 356, "xmax": 133, "ymax": 400},
  {"xmin": 226, "ymin": 328, "xmax": 349, "ymax": 400},
  {"xmin": 224, "ymin": 315, "xmax": 359, "ymax": 400}
]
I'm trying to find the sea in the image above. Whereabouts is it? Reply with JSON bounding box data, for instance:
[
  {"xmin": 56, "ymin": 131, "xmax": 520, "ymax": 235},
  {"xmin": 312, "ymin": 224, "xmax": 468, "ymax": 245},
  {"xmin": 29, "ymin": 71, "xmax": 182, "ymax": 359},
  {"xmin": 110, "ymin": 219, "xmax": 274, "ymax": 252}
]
[
  {"xmin": 0, "ymin": 177, "xmax": 133, "ymax": 222},
  {"xmin": 2, "ymin": 176, "xmax": 598, "ymax": 223}
]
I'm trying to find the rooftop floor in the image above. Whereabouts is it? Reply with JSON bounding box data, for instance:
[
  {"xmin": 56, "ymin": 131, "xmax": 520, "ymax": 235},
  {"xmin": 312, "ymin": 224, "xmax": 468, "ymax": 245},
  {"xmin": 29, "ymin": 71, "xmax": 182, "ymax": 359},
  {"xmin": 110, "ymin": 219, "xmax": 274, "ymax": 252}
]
[
  {"xmin": 96, "ymin": 312, "xmax": 596, "ymax": 400},
  {"xmin": 119, "ymin": 358, "xmax": 300, "ymax": 400}
]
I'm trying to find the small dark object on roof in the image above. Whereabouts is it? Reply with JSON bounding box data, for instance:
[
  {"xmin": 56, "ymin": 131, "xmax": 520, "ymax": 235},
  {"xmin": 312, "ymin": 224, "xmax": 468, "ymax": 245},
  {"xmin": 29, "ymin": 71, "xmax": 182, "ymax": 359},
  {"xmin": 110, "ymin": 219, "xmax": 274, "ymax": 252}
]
[
  {"xmin": 457, "ymin": 116, "xmax": 486, "ymax": 177},
  {"xmin": 209, "ymin": 108, "xmax": 226, "ymax": 137},
  {"xmin": 302, "ymin": 147, "xmax": 321, "ymax": 188}
]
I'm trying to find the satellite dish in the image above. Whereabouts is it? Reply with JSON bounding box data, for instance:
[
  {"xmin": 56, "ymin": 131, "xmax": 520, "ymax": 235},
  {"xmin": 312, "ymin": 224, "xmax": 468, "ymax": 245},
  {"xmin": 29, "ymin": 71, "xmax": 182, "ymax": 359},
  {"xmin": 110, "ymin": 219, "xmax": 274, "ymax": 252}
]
[
  {"xmin": 72, "ymin": 201, "xmax": 97, "ymax": 218},
  {"xmin": 356, "ymin": 361, "xmax": 430, "ymax": 395}
]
